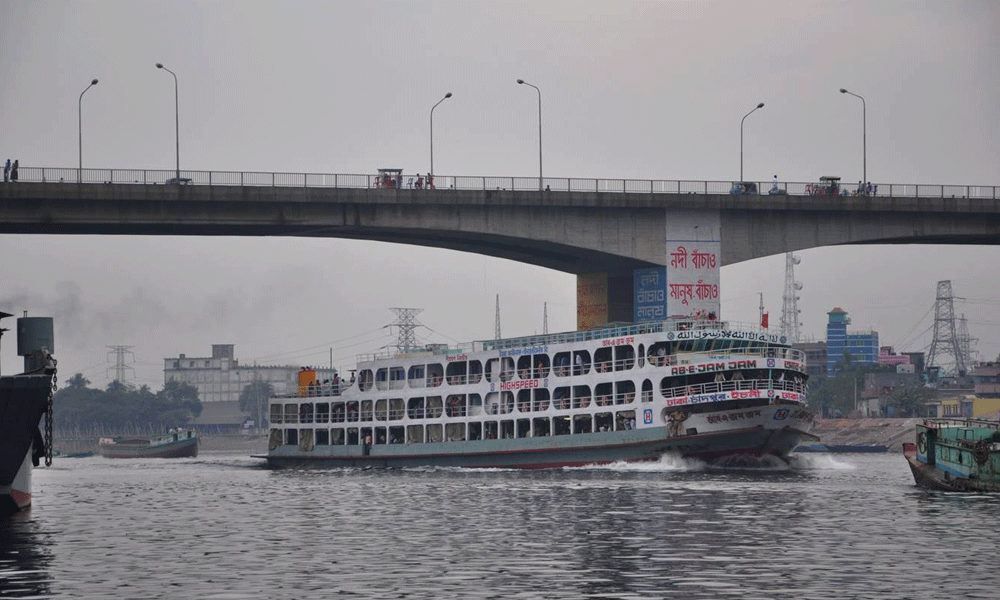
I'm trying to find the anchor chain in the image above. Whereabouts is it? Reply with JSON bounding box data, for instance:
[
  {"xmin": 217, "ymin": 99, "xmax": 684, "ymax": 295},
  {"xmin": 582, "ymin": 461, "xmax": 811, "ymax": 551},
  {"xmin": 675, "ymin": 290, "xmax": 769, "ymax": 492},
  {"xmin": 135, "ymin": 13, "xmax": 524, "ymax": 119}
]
[{"xmin": 45, "ymin": 364, "xmax": 57, "ymax": 467}]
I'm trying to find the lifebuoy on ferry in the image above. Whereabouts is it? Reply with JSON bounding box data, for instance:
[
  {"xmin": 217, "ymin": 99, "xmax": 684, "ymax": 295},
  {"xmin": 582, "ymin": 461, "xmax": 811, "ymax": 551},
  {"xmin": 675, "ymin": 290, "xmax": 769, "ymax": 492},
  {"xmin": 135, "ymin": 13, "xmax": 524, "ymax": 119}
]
[{"xmin": 916, "ymin": 432, "xmax": 927, "ymax": 454}]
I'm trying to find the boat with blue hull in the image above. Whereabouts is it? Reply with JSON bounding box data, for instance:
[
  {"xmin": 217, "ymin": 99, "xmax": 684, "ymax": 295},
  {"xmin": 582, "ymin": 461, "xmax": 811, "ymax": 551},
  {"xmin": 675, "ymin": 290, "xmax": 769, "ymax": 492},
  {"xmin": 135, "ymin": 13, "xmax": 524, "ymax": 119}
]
[{"xmin": 265, "ymin": 317, "xmax": 817, "ymax": 469}]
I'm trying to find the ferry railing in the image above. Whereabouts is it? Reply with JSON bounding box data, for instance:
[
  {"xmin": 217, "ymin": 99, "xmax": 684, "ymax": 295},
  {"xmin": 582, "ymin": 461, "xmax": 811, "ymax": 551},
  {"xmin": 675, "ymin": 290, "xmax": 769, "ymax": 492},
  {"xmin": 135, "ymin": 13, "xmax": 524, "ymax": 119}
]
[
  {"xmin": 12, "ymin": 167, "xmax": 998, "ymax": 200},
  {"xmin": 662, "ymin": 378, "xmax": 807, "ymax": 399}
]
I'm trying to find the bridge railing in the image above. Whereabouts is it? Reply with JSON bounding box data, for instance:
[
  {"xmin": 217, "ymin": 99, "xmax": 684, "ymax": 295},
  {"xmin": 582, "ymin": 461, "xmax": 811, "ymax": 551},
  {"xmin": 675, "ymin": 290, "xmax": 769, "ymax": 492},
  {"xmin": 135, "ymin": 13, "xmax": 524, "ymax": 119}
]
[{"xmin": 7, "ymin": 167, "xmax": 998, "ymax": 199}]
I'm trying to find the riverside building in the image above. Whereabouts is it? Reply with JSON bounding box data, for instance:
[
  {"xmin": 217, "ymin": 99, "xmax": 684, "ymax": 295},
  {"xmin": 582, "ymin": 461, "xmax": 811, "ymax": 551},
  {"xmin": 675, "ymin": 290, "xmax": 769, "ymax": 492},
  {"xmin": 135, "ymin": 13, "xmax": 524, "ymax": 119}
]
[{"xmin": 825, "ymin": 308, "xmax": 879, "ymax": 376}]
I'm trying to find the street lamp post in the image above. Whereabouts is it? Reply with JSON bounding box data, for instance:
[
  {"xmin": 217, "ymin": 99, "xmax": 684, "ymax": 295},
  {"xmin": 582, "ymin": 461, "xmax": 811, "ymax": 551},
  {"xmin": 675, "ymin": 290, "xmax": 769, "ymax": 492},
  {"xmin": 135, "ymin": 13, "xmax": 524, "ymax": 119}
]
[
  {"xmin": 430, "ymin": 92, "xmax": 452, "ymax": 183},
  {"xmin": 517, "ymin": 79, "xmax": 543, "ymax": 191},
  {"xmin": 156, "ymin": 63, "xmax": 180, "ymax": 184},
  {"xmin": 740, "ymin": 102, "xmax": 765, "ymax": 183},
  {"xmin": 840, "ymin": 88, "xmax": 866, "ymax": 184},
  {"xmin": 78, "ymin": 78, "xmax": 99, "ymax": 183}
]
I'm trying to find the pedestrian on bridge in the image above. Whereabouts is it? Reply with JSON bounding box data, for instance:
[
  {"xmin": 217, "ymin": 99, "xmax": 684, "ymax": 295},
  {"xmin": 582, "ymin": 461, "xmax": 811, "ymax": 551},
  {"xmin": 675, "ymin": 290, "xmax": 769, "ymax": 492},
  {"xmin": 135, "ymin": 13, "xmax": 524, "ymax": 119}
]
[
  {"xmin": 3, "ymin": 159, "xmax": 9, "ymax": 182},
  {"xmin": 10, "ymin": 159, "xmax": 17, "ymax": 182}
]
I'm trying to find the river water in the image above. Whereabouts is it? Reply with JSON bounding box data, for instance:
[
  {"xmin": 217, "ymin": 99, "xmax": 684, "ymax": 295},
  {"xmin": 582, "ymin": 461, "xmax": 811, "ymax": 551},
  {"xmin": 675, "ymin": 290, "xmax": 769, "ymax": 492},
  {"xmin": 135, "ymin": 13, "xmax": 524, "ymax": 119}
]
[{"xmin": 2, "ymin": 452, "xmax": 998, "ymax": 599}]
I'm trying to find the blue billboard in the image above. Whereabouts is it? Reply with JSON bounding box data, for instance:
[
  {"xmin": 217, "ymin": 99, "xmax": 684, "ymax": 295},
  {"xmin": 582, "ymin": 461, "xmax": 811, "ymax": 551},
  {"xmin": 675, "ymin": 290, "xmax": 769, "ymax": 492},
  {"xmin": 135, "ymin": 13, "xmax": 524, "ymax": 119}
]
[{"xmin": 634, "ymin": 267, "xmax": 667, "ymax": 323}]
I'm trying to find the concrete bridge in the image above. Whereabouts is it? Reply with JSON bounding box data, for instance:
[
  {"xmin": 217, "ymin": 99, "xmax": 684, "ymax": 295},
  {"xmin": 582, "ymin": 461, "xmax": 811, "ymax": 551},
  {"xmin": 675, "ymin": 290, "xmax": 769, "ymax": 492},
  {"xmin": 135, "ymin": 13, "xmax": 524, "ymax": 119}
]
[{"xmin": 3, "ymin": 167, "xmax": 999, "ymax": 323}]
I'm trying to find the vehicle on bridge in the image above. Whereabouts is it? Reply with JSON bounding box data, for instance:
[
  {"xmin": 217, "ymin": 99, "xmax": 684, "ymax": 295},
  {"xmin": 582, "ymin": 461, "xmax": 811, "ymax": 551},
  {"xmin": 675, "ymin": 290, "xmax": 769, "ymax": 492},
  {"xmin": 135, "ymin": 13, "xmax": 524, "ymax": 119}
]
[
  {"xmin": 164, "ymin": 177, "xmax": 192, "ymax": 185},
  {"xmin": 375, "ymin": 168, "xmax": 403, "ymax": 189},
  {"xmin": 807, "ymin": 176, "xmax": 842, "ymax": 196},
  {"xmin": 729, "ymin": 181, "xmax": 759, "ymax": 195}
]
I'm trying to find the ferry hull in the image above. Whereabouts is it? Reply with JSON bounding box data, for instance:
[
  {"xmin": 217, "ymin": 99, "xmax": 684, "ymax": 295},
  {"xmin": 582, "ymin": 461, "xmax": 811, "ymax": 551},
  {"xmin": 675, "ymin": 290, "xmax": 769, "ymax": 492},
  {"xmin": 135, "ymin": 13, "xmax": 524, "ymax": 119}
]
[
  {"xmin": 265, "ymin": 424, "xmax": 814, "ymax": 469},
  {"xmin": 1, "ymin": 372, "xmax": 53, "ymax": 517},
  {"xmin": 98, "ymin": 436, "xmax": 199, "ymax": 459}
]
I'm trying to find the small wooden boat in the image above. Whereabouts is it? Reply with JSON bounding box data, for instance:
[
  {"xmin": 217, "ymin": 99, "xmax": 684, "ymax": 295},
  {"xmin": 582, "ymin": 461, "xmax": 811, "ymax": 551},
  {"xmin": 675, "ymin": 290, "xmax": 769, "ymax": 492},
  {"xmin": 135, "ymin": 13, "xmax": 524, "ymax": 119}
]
[
  {"xmin": 903, "ymin": 418, "xmax": 1000, "ymax": 492},
  {"xmin": 98, "ymin": 429, "xmax": 199, "ymax": 459}
]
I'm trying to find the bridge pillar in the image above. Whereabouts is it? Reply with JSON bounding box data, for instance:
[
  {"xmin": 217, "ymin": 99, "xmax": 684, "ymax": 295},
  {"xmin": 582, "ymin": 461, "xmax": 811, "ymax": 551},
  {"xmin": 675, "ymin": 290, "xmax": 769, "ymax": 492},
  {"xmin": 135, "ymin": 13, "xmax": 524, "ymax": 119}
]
[{"xmin": 576, "ymin": 270, "xmax": 634, "ymax": 329}]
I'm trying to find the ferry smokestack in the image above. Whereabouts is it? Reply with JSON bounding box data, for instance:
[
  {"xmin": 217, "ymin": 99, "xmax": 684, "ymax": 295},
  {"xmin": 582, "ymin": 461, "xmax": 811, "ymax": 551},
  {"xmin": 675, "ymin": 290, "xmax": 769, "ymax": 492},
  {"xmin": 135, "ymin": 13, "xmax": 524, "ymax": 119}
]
[{"xmin": 17, "ymin": 315, "xmax": 55, "ymax": 373}]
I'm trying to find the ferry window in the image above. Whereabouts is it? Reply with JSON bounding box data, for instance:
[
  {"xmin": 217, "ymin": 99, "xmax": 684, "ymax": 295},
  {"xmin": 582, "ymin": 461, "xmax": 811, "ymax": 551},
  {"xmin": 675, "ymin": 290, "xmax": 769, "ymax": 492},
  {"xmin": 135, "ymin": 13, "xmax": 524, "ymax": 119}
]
[
  {"xmin": 533, "ymin": 388, "xmax": 550, "ymax": 412},
  {"xmin": 426, "ymin": 396, "xmax": 443, "ymax": 418},
  {"xmin": 532, "ymin": 417, "xmax": 551, "ymax": 437},
  {"xmin": 648, "ymin": 343, "xmax": 669, "ymax": 367},
  {"xmin": 468, "ymin": 360, "xmax": 483, "ymax": 384},
  {"xmin": 332, "ymin": 402, "xmax": 346, "ymax": 423},
  {"xmin": 533, "ymin": 354, "xmax": 550, "ymax": 378},
  {"xmin": 595, "ymin": 412, "xmax": 613, "ymax": 432},
  {"xmin": 502, "ymin": 391, "xmax": 515, "ymax": 414},
  {"xmin": 468, "ymin": 394, "xmax": 483, "ymax": 416},
  {"xmin": 637, "ymin": 344, "xmax": 645, "ymax": 368},
  {"xmin": 315, "ymin": 428, "xmax": 330, "ymax": 446},
  {"xmin": 189, "ymin": 361, "xmax": 195, "ymax": 367},
  {"xmin": 445, "ymin": 361, "xmax": 467, "ymax": 385},
  {"xmin": 361, "ymin": 400, "xmax": 373, "ymax": 421},
  {"xmin": 270, "ymin": 404, "xmax": 283, "ymax": 425},
  {"xmin": 642, "ymin": 379, "xmax": 654, "ymax": 403},
  {"xmin": 427, "ymin": 364, "xmax": 444, "ymax": 387},
  {"xmin": 388, "ymin": 426, "xmax": 404, "ymax": 444},
  {"xmin": 485, "ymin": 422, "xmax": 498, "ymax": 440},
  {"xmin": 501, "ymin": 420, "xmax": 514, "ymax": 439},
  {"xmin": 359, "ymin": 370, "xmax": 374, "ymax": 392},
  {"xmin": 172, "ymin": 361, "xmax": 179, "ymax": 369},
  {"xmin": 315, "ymin": 403, "xmax": 330, "ymax": 423},
  {"xmin": 389, "ymin": 367, "xmax": 405, "ymax": 389},
  {"xmin": 659, "ymin": 377, "xmax": 677, "ymax": 398},
  {"xmin": 572, "ymin": 350, "xmax": 591, "ymax": 375},
  {"xmin": 407, "ymin": 397, "xmax": 425, "ymax": 419},
  {"xmin": 553, "ymin": 416, "xmax": 571, "ymax": 436},
  {"xmin": 389, "ymin": 398, "xmax": 404, "ymax": 420},
  {"xmin": 376, "ymin": 368, "xmax": 388, "ymax": 391},
  {"xmin": 406, "ymin": 425, "xmax": 424, "ymax": 444},
  {"xmin": 284, "ymin": 404, "xmax": 299, "ymax": 424},
  {"xmin": 553, "ymin": 387, "xmax": 571, "ymax": 410},
  {"xmin": 517, "ymin": 356, "xmax": 533, "ymax": 379},
  {"xmin": 517, "ymin": 389, "xmax": 532, "ymax": 413},
  {"xmin": 595, "ymin": 382, "xmax": 613, "ymax": 407},
  {"xmin": 516, "ymin": 419, "xmax": 530, "ymax": 438},
  {"xmin": 408, "ymin": 365, "xmax": 426, "ymax": 388},
  {"xmin": 332, "ymin": 428, "xmax": 345, "ymax": 445},
  {"xmin": 360, "ymin": 427, "xmax": 372, "ymax": 446},
  {"xmin": 446, "ymin": 394, "xmax": 467, "ymax": 417},
  {"xmin": 347, "ymin": 428, "xmax": 359, "ymax": 445},
  {"xmin": 426, "ymin": 424, "xmax": 444, "ymax": 443},
  {"xmin": 445, "ymin": 423, "xmax": 466, "ymax": 442},
  {"xmin": 346, "ymin": 401, "xmax": 359, "ymax": 422},
  {"xmin": 573, "ymin": 414, "xmax": 593, "ymax": 434},
  {"xmin": 573, "ymin": 385, "xmax": 592, "ymax": 408},
  {"xmin": 594, "ymin": 347, "xmax": 612, "ymax": 373},
  {"xmin": 486, "ymin": 358, "xmax": 500, "ymax": 383},
  {"xmin": 553, "ymin": 352, "xmax": 571, "ymax": 377},
  {"xmin": 613, "ymin": 346, "xmax": 634, "ymax": 371},
  {"xmin": 615, "ymin": 381, "xmax": 636, "ymax": 405},
  {"xmin": 285, "ymin": 428, "xmax": 298, "ymax": 446},
  {"xmin": 375, "ymin": 399, "xmax": 388, "ymax": 421},
  {"xmin": 500, "ymin": 358, "xmax": 515, "ymax": 382},
  {"xmin": 267, "ymin": 429, "xmax": 280, "ymax": 451},
  {"xmin": 374, "ymin": 427, "xmax": 387, "ymax": 445},
  {"xmin": 469, "ymin": 422, "xmax": 483, "ymax": 441},
  {"xmin": 615, "ymin": 410, "xmax": 637, "ymax": 431},
  {"xmin": 486, "ymin": 392, "xmax": 499, "ymax": 415}
]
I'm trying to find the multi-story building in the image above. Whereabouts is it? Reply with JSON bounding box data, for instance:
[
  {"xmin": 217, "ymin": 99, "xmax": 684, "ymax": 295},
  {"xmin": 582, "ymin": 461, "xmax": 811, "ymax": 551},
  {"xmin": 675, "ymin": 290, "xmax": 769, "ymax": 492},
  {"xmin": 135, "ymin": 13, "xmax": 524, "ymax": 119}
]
[
  {"xmin": 164, "ymin": 344, "xmax": 337, "ymax": 403},
  {"xmin": 825, "ymin": 307, "xmax": 879, "ymax": 376},
  {"xmin": 792, "ymin": 341, "xmax": 827, "ymax": 378}
]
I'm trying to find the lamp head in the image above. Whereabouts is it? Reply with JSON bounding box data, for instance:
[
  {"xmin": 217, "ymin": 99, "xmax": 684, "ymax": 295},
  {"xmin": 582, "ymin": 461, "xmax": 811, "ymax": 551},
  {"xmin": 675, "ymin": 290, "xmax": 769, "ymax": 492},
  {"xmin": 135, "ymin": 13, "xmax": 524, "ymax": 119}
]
[
  {"xmin": 757, "ymin": 102, "xmax": 764, "ymax": 108},
  {"xmin": 445, "ymin": 92, "xmax": 452, "ymax": 98},
  {"xmin": 156, "ymin": 63, "xmax": 164, "ymax": 69},
  {"xmin": 91, "ymin": 78, "xmax": 99, "ymax": 85},
  {"xmin": 517, "ymin": 79, "xmax": 525, "ymax": 84},
  {"xmin": 840, "ymin": 88, "xmax": 848, "ymax": 93}
]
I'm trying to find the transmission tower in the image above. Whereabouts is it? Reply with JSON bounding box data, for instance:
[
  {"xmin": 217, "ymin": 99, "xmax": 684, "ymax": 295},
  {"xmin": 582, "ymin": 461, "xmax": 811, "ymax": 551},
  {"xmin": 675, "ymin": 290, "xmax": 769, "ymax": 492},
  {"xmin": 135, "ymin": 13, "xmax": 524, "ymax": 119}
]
[
  {"xmin": 543, "ymin": 302, "xmax": 549, "ymax": 335},
  {"xmin": 780, "ymin": 252, "xmax": 803, "ymax": 343},
  {"xmin": 106, "ymin": 345, "xmax": 136, "ymax": 387},
  {"xmin": 494, "ymin": 294, "xmax": 502, "ymax": 340},
  {"xmin": 926, "ymin": 280, "xmax": 968, "ymax": 376},
  {"xmin": 389, "ymin": 308, "xmax": 423, "ymax": 353},
  {"xmin": 957, "ymin": 313, "xmax": 978, "ymax": 367}
]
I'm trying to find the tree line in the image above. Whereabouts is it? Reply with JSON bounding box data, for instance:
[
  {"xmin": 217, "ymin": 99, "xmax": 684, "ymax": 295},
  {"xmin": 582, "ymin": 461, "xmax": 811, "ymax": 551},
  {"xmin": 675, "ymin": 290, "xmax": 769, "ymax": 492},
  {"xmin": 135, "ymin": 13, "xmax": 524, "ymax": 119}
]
[{"xmin": 54, "ymin": 373, "xmax": 203, "ymax": 433}]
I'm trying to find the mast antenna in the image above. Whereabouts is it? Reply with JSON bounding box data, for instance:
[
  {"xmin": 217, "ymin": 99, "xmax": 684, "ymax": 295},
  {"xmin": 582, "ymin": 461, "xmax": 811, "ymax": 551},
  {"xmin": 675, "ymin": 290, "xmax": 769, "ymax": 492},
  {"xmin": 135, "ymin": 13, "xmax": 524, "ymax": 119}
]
[
  {"xmin": 780, "ymin": 252, "xmax": 803, "ymax": 343},
  {"xmin": 494, "ymin": 294, "xmax": 502, "ymax": 340}
]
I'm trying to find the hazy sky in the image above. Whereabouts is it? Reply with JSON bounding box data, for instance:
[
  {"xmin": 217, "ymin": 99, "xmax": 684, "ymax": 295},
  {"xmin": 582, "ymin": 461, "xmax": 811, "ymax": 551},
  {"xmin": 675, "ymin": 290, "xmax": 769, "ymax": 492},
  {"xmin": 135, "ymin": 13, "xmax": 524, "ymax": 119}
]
[{"xmin": 1, "ymin": 1, "xmax": 998, "ymax": 387}]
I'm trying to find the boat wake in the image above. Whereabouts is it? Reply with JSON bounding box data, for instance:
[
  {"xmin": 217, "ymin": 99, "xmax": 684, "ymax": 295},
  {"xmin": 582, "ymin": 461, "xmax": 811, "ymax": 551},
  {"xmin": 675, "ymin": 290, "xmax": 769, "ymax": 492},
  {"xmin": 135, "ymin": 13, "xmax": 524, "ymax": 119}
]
[
  {"xmin": 566, "ymin": 454, "xmax": 707, "ymax": 472},
  {"xmin": 787, "ymin": 453, "xmax": 857, "ymax": 470}
]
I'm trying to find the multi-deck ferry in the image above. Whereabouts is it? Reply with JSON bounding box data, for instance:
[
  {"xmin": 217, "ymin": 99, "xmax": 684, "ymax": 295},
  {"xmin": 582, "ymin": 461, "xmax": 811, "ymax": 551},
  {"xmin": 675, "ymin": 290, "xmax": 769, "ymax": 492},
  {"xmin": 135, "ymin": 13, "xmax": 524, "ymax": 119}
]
[{"xmin": 265, "ymin": 318, "xmax": 817, "ymax": 469}]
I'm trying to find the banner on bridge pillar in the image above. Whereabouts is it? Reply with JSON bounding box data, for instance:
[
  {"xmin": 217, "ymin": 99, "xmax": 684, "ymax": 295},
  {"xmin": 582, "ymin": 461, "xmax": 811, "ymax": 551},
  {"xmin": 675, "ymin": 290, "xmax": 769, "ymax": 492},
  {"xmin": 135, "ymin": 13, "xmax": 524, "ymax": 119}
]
[
  {"xmin": 577, "ymin": 273, "xmax": 608, "ymax": 330},
  {"xmin": 665, "ymin": 211, "xmax": 721, "ymax": 319},
  {"xmin": 634, "ymin": 267, "xmax": 667, "ymax": 323}
]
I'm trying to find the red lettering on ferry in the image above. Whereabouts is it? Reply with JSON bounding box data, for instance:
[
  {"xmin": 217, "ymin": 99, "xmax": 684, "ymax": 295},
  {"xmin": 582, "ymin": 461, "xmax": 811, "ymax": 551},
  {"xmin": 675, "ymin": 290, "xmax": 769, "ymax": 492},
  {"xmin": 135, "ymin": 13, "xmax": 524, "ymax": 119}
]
[{"xmin": 500, "ymin": 379, "xmax": 540, "ymax": 391}]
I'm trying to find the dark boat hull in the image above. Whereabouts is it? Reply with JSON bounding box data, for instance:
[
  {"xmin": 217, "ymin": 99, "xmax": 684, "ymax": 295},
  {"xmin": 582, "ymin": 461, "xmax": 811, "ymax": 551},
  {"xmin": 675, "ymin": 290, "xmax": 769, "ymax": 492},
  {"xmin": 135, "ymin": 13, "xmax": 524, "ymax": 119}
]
[
  {"xmin": 98, "ymin": 436, "xmax": 199, "ymax": 459},
  {"xmin": 1, "ymin": 372, "xmax": 54, "ymax": 517},
  {"xmin": 903, "ymin": 443, "xmax": 1000, "ymax": 492},
  {"xmin": 264, "ymin": 425, "xmax": 815, "ymax": 469}
]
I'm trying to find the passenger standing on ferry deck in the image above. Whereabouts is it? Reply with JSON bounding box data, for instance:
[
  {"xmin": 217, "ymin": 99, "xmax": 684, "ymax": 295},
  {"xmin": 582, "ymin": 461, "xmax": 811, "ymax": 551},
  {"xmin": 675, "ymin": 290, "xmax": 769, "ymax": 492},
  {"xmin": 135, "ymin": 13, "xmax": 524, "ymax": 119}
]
[
  {"xmin": 574, "ymin": 353, "xmax": 583, "ymax": 375},
  {"xmin": 363, "ymin": 435, "xmax": 372, "ymax": 456}
]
